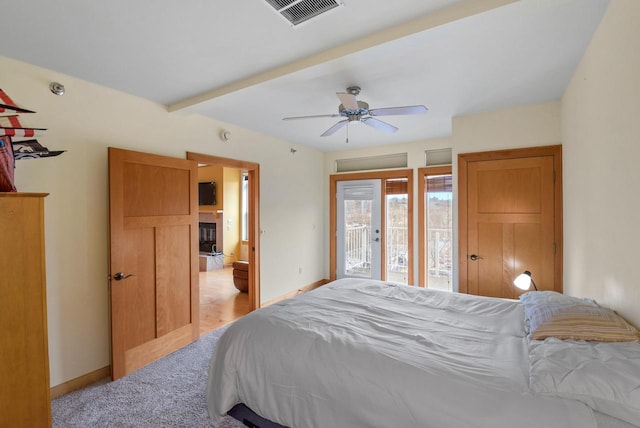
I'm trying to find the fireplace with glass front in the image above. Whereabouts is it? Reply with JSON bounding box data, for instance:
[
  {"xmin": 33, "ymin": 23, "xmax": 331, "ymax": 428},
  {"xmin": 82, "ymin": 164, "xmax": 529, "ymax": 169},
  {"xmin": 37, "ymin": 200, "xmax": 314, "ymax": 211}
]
[
  {"xmin": 199, "ymin": 221, "xmax": 217, "ymax": 253},
  {"xmin": 198, "ymin": 212, "xmax": 223, "ymax": 271}
]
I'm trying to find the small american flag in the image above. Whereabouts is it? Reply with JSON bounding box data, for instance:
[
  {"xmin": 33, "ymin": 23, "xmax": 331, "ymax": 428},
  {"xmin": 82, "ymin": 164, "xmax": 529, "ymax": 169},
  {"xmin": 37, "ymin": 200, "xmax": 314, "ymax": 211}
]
[
  {"xmin": 0, "ymin": 115, "xmax": 46, "ymax": 137},
  {"xmin": 0, "ymin": 88, "xmax": 35, "ymax": 115}
]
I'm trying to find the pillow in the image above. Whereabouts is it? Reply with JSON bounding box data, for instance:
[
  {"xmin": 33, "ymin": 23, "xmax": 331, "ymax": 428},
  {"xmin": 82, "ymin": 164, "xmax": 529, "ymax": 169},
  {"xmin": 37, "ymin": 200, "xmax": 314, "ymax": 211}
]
[
  {"xmin": 529, "ymin": 339, "xmax": 640, "ymax": 426},
  {"xmin": 526, "ymin": 303, "xmax": 639, "ymax": 342},
  {"xmin": 519, "ymin": 290, "xmax": 598, "ymax": 307},
  {"xmin": 519, "ymin": 291, "xmax": 599, "ymax": 334}
]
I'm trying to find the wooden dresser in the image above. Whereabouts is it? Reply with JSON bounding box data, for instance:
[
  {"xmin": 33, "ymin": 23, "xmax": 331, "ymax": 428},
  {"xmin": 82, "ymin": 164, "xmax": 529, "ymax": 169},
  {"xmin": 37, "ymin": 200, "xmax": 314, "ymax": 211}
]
[{"xmin": 0, "ymin": 193, "xmax": 51, "ymax": 427}]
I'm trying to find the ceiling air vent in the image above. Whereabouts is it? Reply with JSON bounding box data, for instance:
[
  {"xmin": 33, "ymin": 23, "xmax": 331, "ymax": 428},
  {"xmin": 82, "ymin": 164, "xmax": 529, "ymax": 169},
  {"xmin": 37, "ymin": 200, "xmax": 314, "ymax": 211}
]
[{"xmin": 264, "ymin": 0, "xmax": 343, "ymax": 26}]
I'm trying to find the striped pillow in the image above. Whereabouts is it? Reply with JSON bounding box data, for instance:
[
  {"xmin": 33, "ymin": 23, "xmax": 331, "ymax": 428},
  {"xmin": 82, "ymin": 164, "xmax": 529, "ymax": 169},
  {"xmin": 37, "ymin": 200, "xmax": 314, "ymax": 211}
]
[{"xmin": 528, "ymin": 304, "xmax": 640, "ymax": 342}]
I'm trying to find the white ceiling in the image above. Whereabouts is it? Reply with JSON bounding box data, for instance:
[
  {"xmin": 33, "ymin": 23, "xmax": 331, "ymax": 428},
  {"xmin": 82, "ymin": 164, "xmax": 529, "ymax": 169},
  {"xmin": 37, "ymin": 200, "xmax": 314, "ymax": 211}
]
[{"xmin": 2, "ymin": 0, "xmax": 609, "ymax": 152}]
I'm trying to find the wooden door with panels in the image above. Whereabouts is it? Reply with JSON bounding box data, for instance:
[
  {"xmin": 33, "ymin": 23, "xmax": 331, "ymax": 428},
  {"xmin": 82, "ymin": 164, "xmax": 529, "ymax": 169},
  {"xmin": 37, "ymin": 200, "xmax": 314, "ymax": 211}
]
[
  {"xmin": 458, "ymin": 145, "xmax": 562, "ymax": 299},
  {"xmin": 108, "ymin": 148, "xmax": 199, "ymax": 380}
]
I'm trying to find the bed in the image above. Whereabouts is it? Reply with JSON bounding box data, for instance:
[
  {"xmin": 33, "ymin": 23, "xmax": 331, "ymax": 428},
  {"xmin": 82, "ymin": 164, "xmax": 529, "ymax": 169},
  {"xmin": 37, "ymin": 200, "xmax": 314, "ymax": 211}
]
[{"xmin": 206, "ymin": 278, "xmax": 640, "ymax": 428}]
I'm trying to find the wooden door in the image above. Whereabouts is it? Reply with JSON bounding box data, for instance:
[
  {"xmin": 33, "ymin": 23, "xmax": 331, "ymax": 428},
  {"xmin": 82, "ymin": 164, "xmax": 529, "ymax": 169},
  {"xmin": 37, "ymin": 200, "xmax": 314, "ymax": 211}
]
[
  {"xmin": 108, "ymin": 148, "xmax": 199, "ymax": 380},
  {"xmin": 459, "ymin": 146, "xmax": 562, "ymax": 298}
]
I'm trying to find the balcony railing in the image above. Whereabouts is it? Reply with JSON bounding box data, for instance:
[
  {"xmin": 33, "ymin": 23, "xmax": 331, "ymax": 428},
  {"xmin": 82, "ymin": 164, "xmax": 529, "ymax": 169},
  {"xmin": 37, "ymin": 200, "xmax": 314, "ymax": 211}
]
[
  {"xmin": 344, "ymin": 224, "xmax": 409, "ymax": 282},
  {"xmin": 428, "ymin": 228, "xmax": 452, "ymax": 277},
  {"xmin": 387, "ymin": 226, "xmax": 408, "ymax": 273},
  {"xmin": 344, "ymin": 224, "xmax": 370, "ymax": 276}
]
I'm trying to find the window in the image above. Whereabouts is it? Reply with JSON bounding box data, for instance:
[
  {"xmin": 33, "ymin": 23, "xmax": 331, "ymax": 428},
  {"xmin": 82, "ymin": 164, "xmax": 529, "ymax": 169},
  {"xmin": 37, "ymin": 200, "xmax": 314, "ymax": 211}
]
[
  {"xmin": 418, "ymin": 167, "xmax": 452, "ymax": 290},
  {"xmin": 385, "ymin": 178, "xmax": 409, "ymax": 284}
]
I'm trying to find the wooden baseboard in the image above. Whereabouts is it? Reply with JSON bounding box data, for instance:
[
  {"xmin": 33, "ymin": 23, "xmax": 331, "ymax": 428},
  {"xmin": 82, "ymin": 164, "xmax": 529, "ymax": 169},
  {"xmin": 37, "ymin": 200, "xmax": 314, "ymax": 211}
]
[
  {"xmin": 262, "ymin": 279, "xmax": 329, "ymax": 307},
  {"xmin": 49, "ymin": 279, "xmax": 330, "ymax": 398},
  {"xmin": 50, "ymin": 366, "xmax": 111, "ymax": 399}
]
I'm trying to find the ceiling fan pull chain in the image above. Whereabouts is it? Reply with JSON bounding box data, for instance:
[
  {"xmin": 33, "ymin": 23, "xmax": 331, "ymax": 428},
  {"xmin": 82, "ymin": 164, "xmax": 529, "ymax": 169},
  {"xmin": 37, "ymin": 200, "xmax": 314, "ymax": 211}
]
[{"xmin": 346, "ymin": 121, "xmax": 349, "ymax": 144}]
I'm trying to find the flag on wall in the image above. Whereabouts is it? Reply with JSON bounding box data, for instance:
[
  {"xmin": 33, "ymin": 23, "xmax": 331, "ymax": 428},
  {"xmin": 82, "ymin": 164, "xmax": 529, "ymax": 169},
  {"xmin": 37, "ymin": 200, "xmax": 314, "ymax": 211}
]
[
  {"xmin": 12, "ymin": 139, "xmax": 64, "ymax": 160},
  {"xmin": 0, "ymin": 89, "xmax": 63, "ymax": 191},
  {"xmin": 0, "ymin": 115, "xmax": 47, "ymax": 137},
  {"xmin": 0, "ymin": 88, "xmax": 35, "ymax": 115}
]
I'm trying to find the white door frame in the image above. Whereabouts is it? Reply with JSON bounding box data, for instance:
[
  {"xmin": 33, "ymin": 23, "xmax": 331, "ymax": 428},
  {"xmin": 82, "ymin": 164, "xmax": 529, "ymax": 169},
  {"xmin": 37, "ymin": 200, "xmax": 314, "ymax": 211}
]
[{"xmin": 336, "ymin": 179, "xmax": 382, "ymax": 280}]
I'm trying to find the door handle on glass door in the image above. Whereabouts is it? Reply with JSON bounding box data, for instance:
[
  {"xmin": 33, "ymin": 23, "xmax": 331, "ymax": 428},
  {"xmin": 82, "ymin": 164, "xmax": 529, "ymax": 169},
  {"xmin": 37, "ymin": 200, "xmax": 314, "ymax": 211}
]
[{"xmin": 373, "ymin": 237, "xmax": 380, "ymax": 242}]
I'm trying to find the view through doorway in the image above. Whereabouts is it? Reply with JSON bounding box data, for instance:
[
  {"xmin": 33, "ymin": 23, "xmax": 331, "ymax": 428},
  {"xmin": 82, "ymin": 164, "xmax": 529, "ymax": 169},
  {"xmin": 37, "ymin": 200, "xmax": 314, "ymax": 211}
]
[
  {"xmin": 199, "ymin": 267, "xmax": 249, "ymax": 335},
  {"xmin": 187, "ymin": 152, "xmax": 261, "ymax": 336}
]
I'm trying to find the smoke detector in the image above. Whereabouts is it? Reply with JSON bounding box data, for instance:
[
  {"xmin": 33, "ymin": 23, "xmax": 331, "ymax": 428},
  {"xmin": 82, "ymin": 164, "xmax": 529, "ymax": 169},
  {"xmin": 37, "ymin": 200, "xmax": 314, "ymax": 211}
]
[{"xmin": 220, "ymin": 130, "xmax": 231, "ymax": 142}]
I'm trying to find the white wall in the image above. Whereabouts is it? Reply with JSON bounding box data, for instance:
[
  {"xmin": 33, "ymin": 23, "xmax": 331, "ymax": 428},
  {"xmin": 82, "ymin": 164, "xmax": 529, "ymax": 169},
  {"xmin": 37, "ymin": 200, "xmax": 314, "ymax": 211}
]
[
  {"xmin": 2, "ymin": 56, "xmax": 326, "ymax": 387},
  {"xmin": 323, "ymin": 101, "xmax": 561, "ymax": 287},
  {"xmin": 323, "ymin": 137, "xmax": 452, "ymax": 281},
  {"xmin": 562, "ymin": 0, "xmax": 640, "ymax": 327},
  {"xmin": 452, "ymin": 101, "xmax": 562, "ymax": 153}
]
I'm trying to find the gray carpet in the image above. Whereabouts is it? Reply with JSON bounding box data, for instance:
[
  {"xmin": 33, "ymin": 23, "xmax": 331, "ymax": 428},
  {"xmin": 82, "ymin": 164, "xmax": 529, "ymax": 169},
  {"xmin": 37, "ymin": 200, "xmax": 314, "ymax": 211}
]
[{"xmin": 52, "ymin": 326, "xmax": 245, "ymax": 427}]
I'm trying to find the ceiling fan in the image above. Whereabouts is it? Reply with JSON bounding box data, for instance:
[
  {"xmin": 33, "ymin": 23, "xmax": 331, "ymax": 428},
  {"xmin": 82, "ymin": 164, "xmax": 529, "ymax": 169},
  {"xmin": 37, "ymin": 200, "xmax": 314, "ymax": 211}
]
[{"xmin": 283, "ymin": 86, "xmax": 428, "ymax": 137}]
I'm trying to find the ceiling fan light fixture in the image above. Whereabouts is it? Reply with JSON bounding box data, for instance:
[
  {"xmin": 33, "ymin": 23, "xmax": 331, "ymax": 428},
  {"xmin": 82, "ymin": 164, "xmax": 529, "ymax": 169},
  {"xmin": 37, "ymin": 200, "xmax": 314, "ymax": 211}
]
[
  {"xmin": 340, "ymin": 104, "xmax": 370, "ymax": 121},
  {"xmin": 282, "ymin": 86, "xmax": 428, "ymax": 139}
]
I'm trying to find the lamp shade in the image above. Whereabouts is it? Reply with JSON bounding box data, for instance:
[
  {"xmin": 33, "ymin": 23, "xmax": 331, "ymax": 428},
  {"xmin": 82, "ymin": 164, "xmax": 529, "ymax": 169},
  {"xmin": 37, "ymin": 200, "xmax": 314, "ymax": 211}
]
[{"xmin": 514, "ymin": 270, "xmax": 537, "ymax": 291}]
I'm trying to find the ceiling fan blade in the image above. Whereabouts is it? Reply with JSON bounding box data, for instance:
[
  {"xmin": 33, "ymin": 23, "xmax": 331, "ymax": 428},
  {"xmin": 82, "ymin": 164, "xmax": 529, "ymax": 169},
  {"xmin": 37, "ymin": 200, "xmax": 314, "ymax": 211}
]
[
  {"xmin": 336, "ymin": 92, "xmax": 359, "ymax": 111},
  {"xmin": 321, "ymin": 120, "xmax": 348, "ymax": 137},
  {"xmin": 362, "ymin": 117, "xmax": 398, "ymax": 133},
  {"xmin": 369, "ymin": 105, "xmax": 428, "ymax": 116},
  {"xmin": 283, "ymin": 114, "xmax": 341, "ymax": 121}
]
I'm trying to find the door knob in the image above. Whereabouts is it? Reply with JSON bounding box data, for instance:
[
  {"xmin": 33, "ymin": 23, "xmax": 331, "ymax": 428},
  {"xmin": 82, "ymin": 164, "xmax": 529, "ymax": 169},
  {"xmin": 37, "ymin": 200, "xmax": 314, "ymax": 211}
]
[
  {"xmin": 469, "ymin": 254, "xmax": 483, "ymax": 261},
  {"xmin": 373, "ymin": 237, "xmax": 380, "ymax": 242},
  {"xmin": 113, "ymin": 272, "xmax": 134, "ymax": 281}
]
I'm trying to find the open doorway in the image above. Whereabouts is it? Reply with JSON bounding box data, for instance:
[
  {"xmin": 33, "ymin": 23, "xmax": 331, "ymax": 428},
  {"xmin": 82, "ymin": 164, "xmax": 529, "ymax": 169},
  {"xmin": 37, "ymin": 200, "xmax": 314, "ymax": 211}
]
[{"xmin": 187, "ymin": 152, "xmax": 260, "ymax": 335}]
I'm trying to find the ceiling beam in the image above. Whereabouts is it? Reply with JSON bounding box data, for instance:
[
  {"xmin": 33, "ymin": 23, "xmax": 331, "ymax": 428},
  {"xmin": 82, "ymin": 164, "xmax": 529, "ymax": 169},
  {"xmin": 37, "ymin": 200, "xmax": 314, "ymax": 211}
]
[{"xmin": 168, "ymin": 0, "xmax": 517, "ymax": 112}]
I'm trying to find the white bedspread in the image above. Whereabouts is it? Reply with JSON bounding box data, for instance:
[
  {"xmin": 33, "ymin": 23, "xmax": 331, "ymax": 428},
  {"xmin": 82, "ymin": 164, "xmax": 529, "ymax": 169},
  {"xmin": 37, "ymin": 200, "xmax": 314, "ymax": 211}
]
[{"xmin": 207, "ymin": 278, "xmax": 598, "ymax": 428}]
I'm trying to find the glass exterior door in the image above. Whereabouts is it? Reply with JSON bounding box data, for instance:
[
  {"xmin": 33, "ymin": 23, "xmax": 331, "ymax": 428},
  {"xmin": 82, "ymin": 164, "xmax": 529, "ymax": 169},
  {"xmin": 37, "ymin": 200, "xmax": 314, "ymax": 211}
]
[{"xmin": 336, "ymin": 180, "xmax": 382, "ymax": 280}]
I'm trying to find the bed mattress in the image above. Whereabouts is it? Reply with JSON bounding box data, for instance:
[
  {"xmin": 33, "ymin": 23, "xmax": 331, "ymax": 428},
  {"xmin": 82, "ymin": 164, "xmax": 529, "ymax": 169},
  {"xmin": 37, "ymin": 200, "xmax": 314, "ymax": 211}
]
[{"xmin": 207, "ymin": 278, "xmax": 604, "ymax": 427}]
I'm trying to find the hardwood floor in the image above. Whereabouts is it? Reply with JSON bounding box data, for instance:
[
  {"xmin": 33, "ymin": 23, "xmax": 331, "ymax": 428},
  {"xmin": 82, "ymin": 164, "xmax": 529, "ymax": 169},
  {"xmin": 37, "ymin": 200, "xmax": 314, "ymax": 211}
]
[{"xmin": 199, "ymin": 266, "xmax": 250, "ymax": 335}]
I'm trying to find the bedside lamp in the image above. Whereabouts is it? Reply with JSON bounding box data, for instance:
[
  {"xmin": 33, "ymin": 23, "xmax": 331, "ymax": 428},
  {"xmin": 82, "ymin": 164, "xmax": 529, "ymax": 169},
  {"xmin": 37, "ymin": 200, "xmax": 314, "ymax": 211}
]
[{"xmin": 514, "ymin": 270, "xmax": 538, "ymax": 291}]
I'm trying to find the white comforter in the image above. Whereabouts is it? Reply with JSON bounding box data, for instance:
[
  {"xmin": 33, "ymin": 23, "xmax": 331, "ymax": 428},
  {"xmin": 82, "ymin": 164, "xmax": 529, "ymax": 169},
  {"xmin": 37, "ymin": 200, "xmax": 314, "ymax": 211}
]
[{"xmin": 207, "ymin": 278, "xmax": 598, "ymax": 428}]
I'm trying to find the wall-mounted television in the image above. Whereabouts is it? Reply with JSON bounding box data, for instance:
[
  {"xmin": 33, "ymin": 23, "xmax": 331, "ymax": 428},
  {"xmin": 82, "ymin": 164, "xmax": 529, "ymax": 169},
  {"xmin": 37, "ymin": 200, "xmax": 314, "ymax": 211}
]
[{"xmin": 198, "ymin": 181, "xmax": 216, "ymax": 206}]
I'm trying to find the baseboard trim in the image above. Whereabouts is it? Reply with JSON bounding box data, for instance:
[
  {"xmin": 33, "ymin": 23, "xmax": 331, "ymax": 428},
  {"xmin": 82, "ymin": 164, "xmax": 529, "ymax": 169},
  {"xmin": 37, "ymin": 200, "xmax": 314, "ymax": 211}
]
[
  {"xmin": 50, "ymin": 365, "xmax": 111, "ymax": 399},
  {"xmin": 262, "ymin": 279, "xmax": 329, "ymax": 307},
  {"xmin": 49, "ymin": 279, "xmax": 331, "ymax": 398}
]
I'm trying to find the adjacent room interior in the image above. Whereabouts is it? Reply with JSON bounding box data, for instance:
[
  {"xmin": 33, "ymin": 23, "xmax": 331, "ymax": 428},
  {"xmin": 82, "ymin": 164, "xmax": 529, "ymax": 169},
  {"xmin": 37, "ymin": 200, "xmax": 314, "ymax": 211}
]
[{"xmin": 196, "ymin": 163, "xmax": 251, "ymax": 335}]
